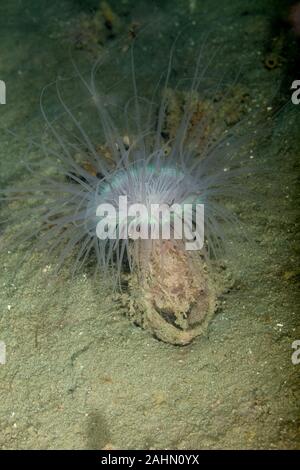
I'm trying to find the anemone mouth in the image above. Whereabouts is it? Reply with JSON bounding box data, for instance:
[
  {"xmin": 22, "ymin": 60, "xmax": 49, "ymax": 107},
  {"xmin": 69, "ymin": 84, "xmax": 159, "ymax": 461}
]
[
  {"xmin": 83, "ymin": 159, "xmax": 205, "ymax": 255},
  {"xmin": 99, "ymin": 164, "xmax": 196, "ymax": 205}
]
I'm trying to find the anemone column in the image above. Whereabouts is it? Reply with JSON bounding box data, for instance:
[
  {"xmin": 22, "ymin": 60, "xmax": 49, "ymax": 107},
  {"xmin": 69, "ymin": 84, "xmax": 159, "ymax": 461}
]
[{"xmin": 127, "ymin": 238, "xmax": 220, "ymax": 345}]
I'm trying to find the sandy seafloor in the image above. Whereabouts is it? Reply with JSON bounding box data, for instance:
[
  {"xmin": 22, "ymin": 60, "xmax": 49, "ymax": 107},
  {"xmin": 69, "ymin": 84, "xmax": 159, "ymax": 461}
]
[{"xmin": 0, "ymin": 0, "xmax": 299, "ymax": 450}]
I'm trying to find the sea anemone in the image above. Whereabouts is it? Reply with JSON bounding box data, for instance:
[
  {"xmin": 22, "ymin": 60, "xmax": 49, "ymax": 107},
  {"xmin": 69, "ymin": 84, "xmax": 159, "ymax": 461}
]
[{"xmin": 1, "ymin": 29, "xmax": 262, "ymax": 344}]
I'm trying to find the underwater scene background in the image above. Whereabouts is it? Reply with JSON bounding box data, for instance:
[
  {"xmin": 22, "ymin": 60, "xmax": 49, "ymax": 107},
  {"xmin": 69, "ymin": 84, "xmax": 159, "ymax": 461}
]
[{"xmin": 0, "ymin": 0, "xmax": 299, "ymax": 449}]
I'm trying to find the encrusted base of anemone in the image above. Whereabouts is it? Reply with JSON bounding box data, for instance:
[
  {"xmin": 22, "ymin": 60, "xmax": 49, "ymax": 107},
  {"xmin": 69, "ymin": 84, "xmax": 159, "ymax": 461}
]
[{"xmin": 125, "ymin": 239, "xmax": 227, "ymax": 345}]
